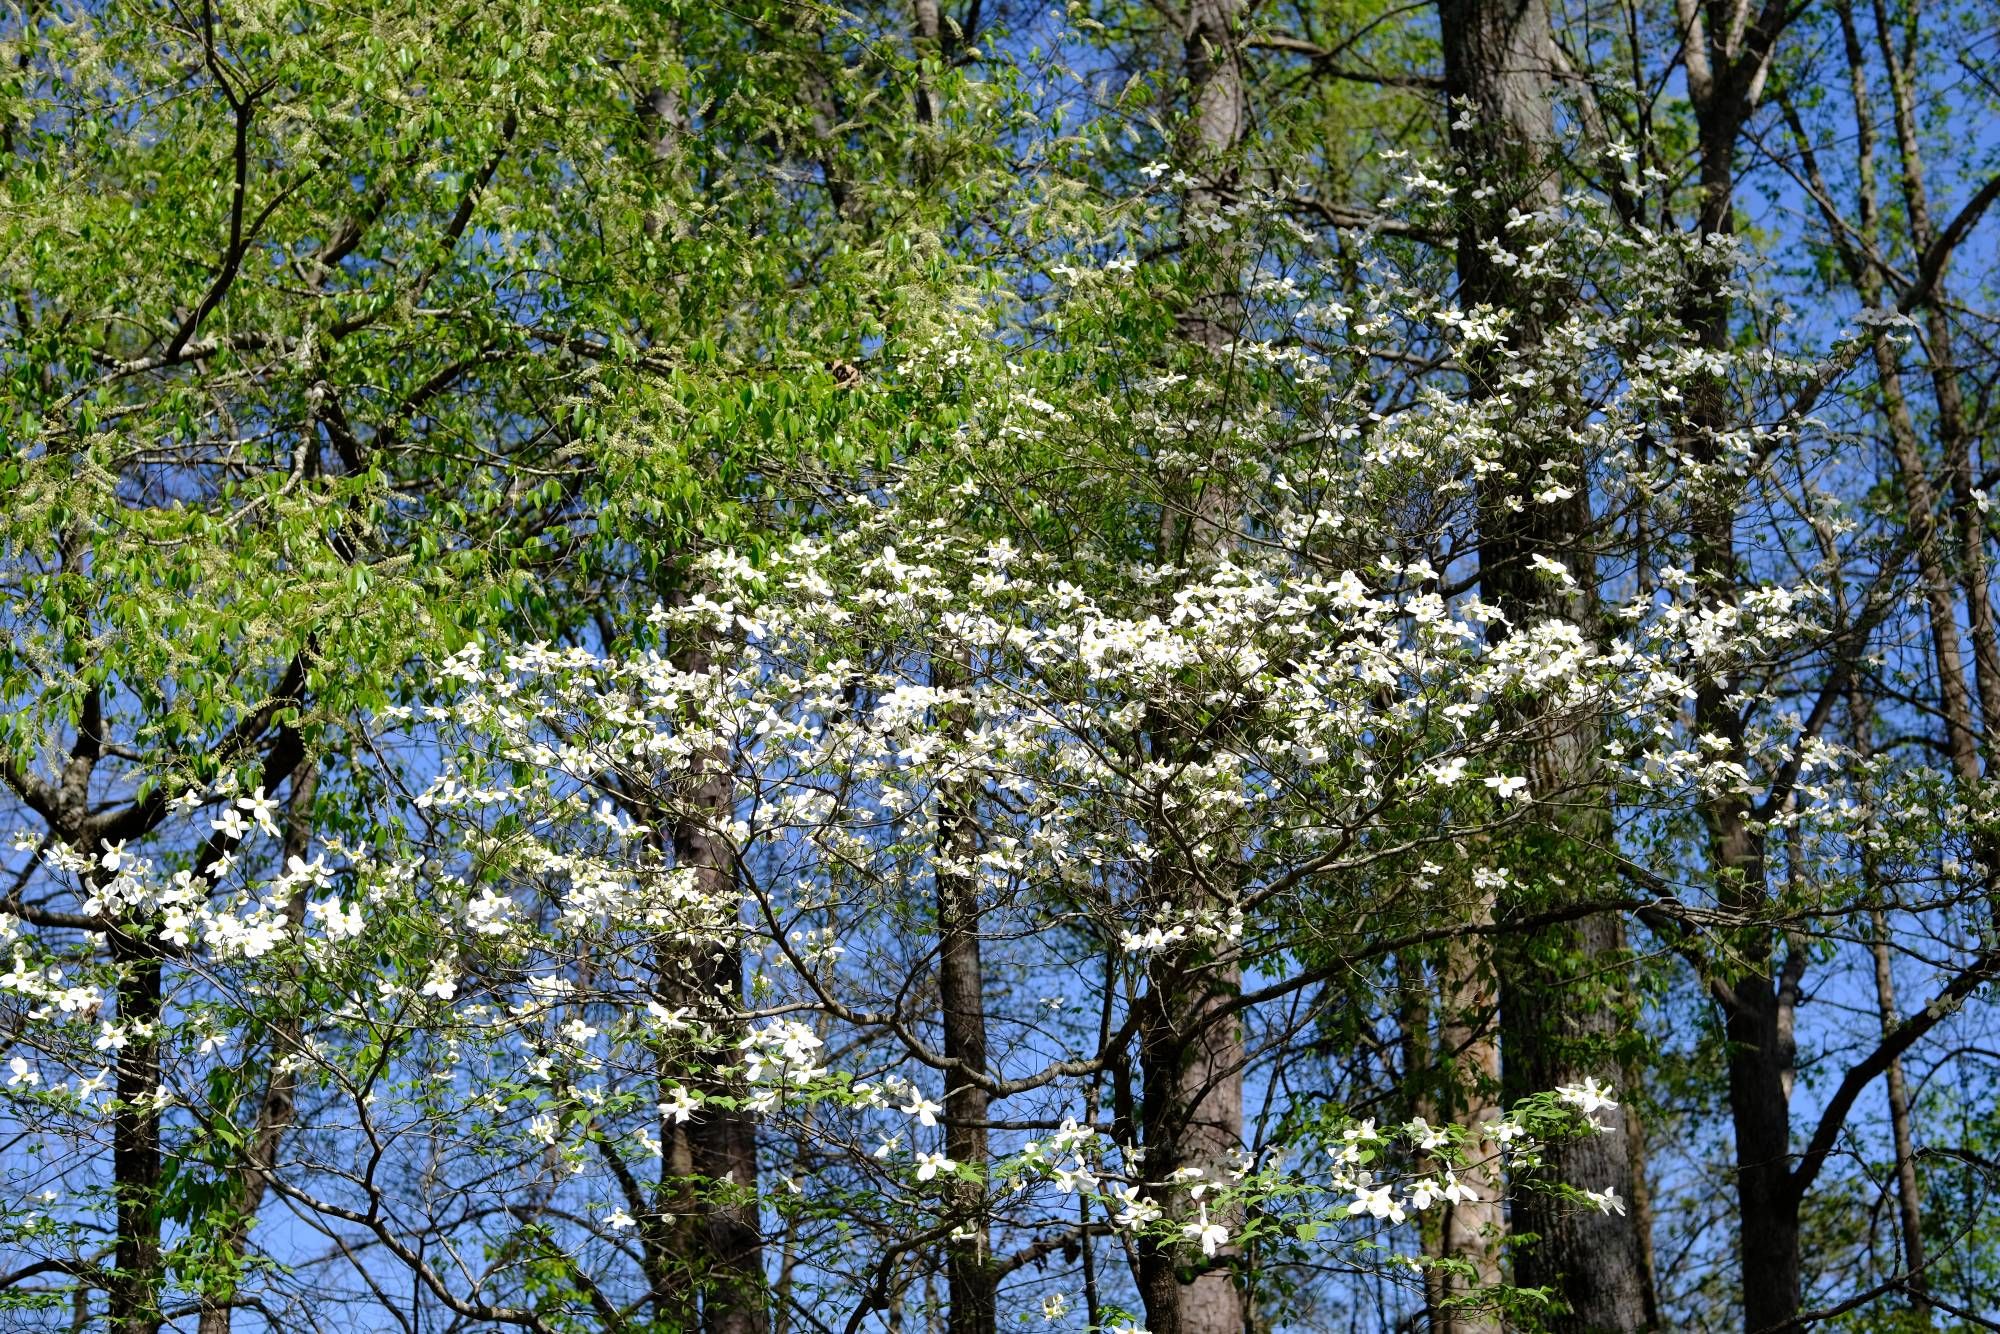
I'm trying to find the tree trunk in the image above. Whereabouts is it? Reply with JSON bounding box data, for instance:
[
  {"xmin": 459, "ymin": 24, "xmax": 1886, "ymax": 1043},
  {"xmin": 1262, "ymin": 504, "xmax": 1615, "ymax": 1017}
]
[
  {"xmin": 907, "ymin": 14, "xmax": 995, "ymax": 1327},
  {"xmin": 1135, "ymin": 5, "xmax": 1248, "ymax": 1331},
  {"xmin": 109, "ymin": 928, "xmax": 163, "ymax": 1334},
  {"xmin": 1697, "ymin": 425, "xmax": 1804, "ymax": 1334},
  {"xmin": 1678, "ymin": 2, "xmax": 1805, "ymax": 1320},
  {"xmin": 1436, "ymin": 0, "xmax": 1654, "ymax": 1325},
  {"xmin": 692, "ymin": 946, "xmax": 765, "ymax": 1334},
  {"xmin": 665, "ymin": 611, "xmax": 766, "ymax": 1334},
  {"xmin": 934, "ymin": 652, "xmax": 995, "ymax": 1334},
  {"xmin": 1724, "ymin": 974, "xmax": 1801, "ymax": 1333},
  {"xmin": 1500, "ymin": 912, "xmax": 1655, "ymax": 1331},
  {"xmin": 1437, "ymin": 922, "xmax": 1505, "ymax": 1332},
  {"xmin": 1432, "ymin": 0, "xmax": 1541, "ymax": 1307},
  {"xmin": 1866, "ymin": 0, "xmax": 2000, "ymax": 755},
  {"xmin": 1136, "ymin": 962, "xmax": 1245, "ymax": 1334}
]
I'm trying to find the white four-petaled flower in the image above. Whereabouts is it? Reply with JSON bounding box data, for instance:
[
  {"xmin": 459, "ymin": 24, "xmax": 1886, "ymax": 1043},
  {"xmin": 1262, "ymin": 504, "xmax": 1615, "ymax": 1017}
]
[
  {"xmin": 659, "ymin": 1086, "xmax": 699, "ymax": 1124},
  {"xmin": 1182, "ymin": 1202, "xmax": 1230, "ymax": 1256},
  {"xmin": 1556, "ymin": 1076, "xmax": 1618, "ymax": 1117}
]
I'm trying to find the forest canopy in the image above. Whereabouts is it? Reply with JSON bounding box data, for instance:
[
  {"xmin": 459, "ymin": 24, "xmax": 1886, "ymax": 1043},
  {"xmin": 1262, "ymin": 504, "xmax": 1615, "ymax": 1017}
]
[{"xmin": 2, "ymin": 0, "xmax": 1999, "ymax": 1331}]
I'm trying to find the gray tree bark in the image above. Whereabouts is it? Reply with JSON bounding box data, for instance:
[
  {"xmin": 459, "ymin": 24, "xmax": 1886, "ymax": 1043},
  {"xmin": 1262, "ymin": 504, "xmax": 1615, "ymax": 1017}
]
[
  {"xmin": 1434, "ymin": 0, "xmax": 1656, "ymax": 1326},
  {"xmin": 933, "ymin": 652, "xmax": 995, "ymax": 1334},
  {"xmin": 1134, "ymin": 7, "xmax": 1248, "ymax": 1332}
]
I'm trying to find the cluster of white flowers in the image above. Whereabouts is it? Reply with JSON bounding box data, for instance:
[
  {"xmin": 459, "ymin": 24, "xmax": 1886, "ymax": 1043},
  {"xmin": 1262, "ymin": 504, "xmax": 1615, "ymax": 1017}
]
[{"xmin": 326, "ymin": 410, "xmax": 1827, "ymax": 1318}]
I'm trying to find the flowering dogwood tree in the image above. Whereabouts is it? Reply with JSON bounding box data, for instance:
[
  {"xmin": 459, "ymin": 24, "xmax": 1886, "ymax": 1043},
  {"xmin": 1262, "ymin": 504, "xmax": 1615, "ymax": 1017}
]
[
  {"xmin": 334, "ymin": 514, "xmax": 1703, "ymax": 1323},
  {"xmin": 181, "ymin": 175, "xmax": 1842, "ymax": 1319}
]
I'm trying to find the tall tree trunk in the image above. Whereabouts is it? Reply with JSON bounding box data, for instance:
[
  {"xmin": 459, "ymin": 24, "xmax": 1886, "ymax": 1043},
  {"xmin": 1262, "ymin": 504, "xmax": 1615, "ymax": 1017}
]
[
  {"xmin": 934, "ymin": 652, "xmax": 995, "ymax": 1334},
  {"xmin": 43, "ymin": 688, "xmax": 160, "ymax": 1334},
  {"xmin": 1814, "ymin": 0, "xmax": 1986, "ymax": 792},
  {"xmin": 1134, "ymin": 5, "xmax": 1247, "ymax": 1332},
  {"xmin": 1867, "ymin": 0, "xmax": 2000, "ymax": 752},
  {"xmin": 1436, "ymin": 922, "xmax": 1504, "ymax": 1331},
  {"xmin": 1430, "ymin": 0, "xmax": 1538, "ymax": 1307},
  {"xmin": 1720, "ymin": 966, "xmax": 1799, "ymax": 1333},
  {"xmin": 1691, "ymin": 211, "xmax": 1803, "ymax": 1334},
  {"xmin": 1862, "ymin": 300, "xmax": 1982, "ymax": 786},
  {"xmin": 905, "ymin": 20, "xmax": 996, "ymax": 1328},
  {"xmin": 46, "ymin": 674, "xmax": 304, "ymax": 1333},
  {"xmin": 1678, "ymin": 1, "xmax": 1805, "ymax": 1322},
  {"xmin": 666, "ymin": 611, "xmax": 766, "ymax": 1334},
  {"xmin": 691, "ymin": 947, "xmax": 764, "ymax": 1334},
  {"xmin": 109, "ymin": 929, "xmax": 164, "ymax": 1334},
  {"xmin": 1136, "ymin": 959, "xmax": 1245, "ymax": 1334},
  {"xmin": 1435, "ymin": 0, "xmax": 1654, "ymax": 1325},
  {"xmin": 1499, "ymin": 914, "xmax": 1656, "ymax": 1332},
  {"xmin": 635, "ymin": 46, "xmax": 766, "ymax": 1321}
]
